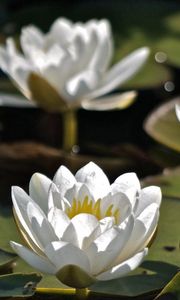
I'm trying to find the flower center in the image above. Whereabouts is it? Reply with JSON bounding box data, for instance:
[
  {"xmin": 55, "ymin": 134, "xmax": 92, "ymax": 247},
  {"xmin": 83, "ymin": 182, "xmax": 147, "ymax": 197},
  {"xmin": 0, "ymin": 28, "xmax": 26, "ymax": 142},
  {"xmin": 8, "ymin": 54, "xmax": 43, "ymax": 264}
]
[{"xmin": 65, "ymin": 196, "xmax": 120, "ymax": 224}]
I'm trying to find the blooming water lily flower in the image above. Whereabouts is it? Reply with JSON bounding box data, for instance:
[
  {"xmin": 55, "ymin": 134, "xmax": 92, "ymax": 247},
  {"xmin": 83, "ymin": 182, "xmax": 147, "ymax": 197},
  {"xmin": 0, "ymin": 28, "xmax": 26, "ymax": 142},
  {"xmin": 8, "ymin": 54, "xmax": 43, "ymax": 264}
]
[
  {"xmin": 11, "ymin": 162, "xmax": 161, "ymax": 288},
  {"xmin": 0, "ymin": 18, "xmax": 149, "ymax": 112}
]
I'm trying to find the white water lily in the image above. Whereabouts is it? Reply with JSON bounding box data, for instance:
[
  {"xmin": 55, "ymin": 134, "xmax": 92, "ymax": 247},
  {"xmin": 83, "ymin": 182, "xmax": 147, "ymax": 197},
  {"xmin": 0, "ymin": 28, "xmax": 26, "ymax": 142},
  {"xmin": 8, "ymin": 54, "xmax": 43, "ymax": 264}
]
[
  {"xmin": 0, "ymin": 18, "xmax": 149, "ymax": 112},
  {"xmin": 11, "ymin": 162, "xmax": 161, "ymax": 288}
]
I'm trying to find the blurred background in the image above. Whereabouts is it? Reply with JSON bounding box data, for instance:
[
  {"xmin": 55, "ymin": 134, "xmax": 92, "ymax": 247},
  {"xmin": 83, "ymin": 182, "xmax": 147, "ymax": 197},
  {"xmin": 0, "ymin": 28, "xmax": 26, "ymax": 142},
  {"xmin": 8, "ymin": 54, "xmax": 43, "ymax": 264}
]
[{"xmin": 0, "ymin": 0, "xmax": 180, "ymax": 190}]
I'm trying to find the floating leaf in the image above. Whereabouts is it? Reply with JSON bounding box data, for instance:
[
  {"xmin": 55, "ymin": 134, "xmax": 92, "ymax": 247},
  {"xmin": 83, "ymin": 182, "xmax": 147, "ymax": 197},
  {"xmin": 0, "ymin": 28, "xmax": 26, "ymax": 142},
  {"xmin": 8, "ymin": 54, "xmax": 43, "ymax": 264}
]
[
  {"xmin": 155, "ymin": 272, "xmax": 180, "ymax": 300},
  {"xmin": 0, "ymin": 248, "xmax": 17, "ymax": 275},
  {"xmin": 143, "ymin": 166, "xmax": 180, "ymax": 199},
  {"xmin": 0, "ymin": 273, "xmax": 42, "ymax": 297},
  {"xmin": 89, "ymin": 261, "xmax": 178, "ymax": 298},
  {"xmin": 144, "ymin": 98, "xmax": 180, "ymax": 152}
]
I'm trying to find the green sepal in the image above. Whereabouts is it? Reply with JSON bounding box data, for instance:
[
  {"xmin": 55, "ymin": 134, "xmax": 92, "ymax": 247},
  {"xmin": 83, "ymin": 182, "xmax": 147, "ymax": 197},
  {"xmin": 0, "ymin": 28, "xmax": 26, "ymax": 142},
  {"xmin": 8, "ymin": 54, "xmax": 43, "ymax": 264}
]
[{"xmin": 56, "ymin": 265, "xmax": 96, "ymax": 288}]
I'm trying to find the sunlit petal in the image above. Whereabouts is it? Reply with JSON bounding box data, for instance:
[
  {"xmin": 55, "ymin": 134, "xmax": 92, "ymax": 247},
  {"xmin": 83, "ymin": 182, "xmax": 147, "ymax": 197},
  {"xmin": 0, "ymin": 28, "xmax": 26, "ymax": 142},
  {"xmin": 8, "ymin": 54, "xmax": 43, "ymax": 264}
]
[
  {"xmin": 10, "ymin": 241, "xmax": 56, "ymax": 274},
  {"xmin": 29, "ymin": 173, "xmax": 52, "ymax": 215},
  {"xmin": 45, "ymin": 241, "xmax": 91, "ymax": 273},
  {"xmin": 96, "ymin": 248, "xmax": 148, "ymax": 280},
  {"xmin": 75, "ymin": 162, "xmax": 110, "ymax": 199}
]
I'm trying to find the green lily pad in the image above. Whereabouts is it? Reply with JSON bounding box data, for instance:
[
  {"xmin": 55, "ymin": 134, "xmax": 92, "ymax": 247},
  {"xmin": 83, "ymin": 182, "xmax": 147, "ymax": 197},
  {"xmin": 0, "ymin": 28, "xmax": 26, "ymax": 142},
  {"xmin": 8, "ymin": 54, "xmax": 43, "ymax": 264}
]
[
  {"xmin": 143, "ymin": 167, "xmax": 180, "ymax": 199},
  {"xmin": 0, "ymin": 248, "xmax": 17, "ymax": 275},
  {"xmin": 155, "ymin": 272, "xmax": 180, "ymax": 299},
  {"xmin": 144, "ymin": 98, "xmax": 180, "ymax": 153},
  {"xmin": 0, "ymin": 273, "xmax": 42, "ymax": 297},
  {"xmin": 90, "ymin": 261, "xmax": 178, "ymax": 298}
]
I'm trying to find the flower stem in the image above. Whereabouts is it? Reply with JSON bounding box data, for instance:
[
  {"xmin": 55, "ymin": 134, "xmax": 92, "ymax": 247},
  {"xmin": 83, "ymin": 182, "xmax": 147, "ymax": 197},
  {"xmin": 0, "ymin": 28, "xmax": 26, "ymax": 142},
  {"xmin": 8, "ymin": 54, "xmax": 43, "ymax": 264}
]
[
  {"xmin": 62, "ymin": 109, "xmax": 78, "ymax": 152},
  {"xmin": 75, "ymin": 288, "xmax": 89, "ymax": 299}
]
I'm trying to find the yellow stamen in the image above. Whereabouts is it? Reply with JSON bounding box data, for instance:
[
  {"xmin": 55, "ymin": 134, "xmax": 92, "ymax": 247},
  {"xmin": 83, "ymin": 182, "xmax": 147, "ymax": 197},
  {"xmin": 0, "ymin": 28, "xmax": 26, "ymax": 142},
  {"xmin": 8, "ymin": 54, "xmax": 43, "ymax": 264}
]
[
  {"xmin": 105, "ymin": 204, "xmax": 113, "ymax": 217},
  {"xmin": 66, "ymin": 196, "xmax": 120, "ymax": 224},
  {"xmin": 93, "ymin": 199, "xmax": 101, "ymax": 219},
  {"xmin": 114, "ymin": 208, "xmax": 120, "ymax": 224}
]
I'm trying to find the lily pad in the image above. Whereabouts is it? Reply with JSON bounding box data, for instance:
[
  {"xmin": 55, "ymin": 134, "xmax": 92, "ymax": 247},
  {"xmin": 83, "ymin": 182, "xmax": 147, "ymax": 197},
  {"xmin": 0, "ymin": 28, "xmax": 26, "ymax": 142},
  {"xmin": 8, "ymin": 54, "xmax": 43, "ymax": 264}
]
[
  {"xmin": 90, "ymin": 261, "xmax": 178, "ymax": 298},
  {"xmin": 144, "ymin": 98, "xmax": 180, "ymax": 153},
  {"xmin": 0, "ymin": 273, "xmax": 42, "ymax": 297},
  {"xmin": 143, "ymin": 167, "xmax": 180, "ymax": 199},
  {"xmin": 156, "ymin": 272, "xmax": 180, "ymax": 299},
  {"xmin": 0, "ymin": 248, "xmax": 17, "ymax": 274}
]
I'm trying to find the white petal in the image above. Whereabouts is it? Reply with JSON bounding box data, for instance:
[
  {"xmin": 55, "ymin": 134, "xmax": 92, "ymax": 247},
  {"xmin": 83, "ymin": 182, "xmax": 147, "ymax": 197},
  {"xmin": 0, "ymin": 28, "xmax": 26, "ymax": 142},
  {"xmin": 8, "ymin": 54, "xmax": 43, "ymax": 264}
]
[
  {"xmin": 96, "ymin": 248, "xmax": 148, "ymax": 280},
  {"xmin": 27, "ymin": 205, "xmax": 58, "ymax": 250},
  {"xmin": 86, "ymin": 47, "xmax": 149, "ymax": 100},
  {"xmin": 101, "ymin": 191, "xmax": 131, "ymax": 224},
  {"xmin": 10, "ymin": 241, "xmax": 55, "ymax": 274},
  {"xmin": 0, "ymin": 39, "xmax": 31, "ymax": 96},
  {"xmin": 114, "ymin": 172, "xmax": 141, "ymax": 191},
  {"xmin": 113, "ymin": 173, "xmax": 141, "ymax": 209},
  {"xmin": 99, "ymin": 217, "xmax": 115, "ymax": 234},
  {"xmin": 82, "ymin": 91, "xmax": 137, "ymax": 111},
  {"xmin": 20, "ymin": 25, "xmax": 44, "ymax": 57},
  {"xmin": 29, "ymin": 173, "xmax": 52, "ymax": 215},
  {"xmin": 135, "ymin": 186, "xmax": 162, "ymax": 216},
  {"xmin": 45, "ymin": 241, "xmax": 91, "ymax": 273},
  {"xmin": 135, "ymin": 203, "xmax": 159, "ymax": 249},
  {"xmin": 86, "ymin": 215, "xmax": 134, "ymax": 275},
  {"xmin": 53, "ymin": 165, "xmax": 76, "ymax": 196},
  {"xmin": 71, "ymin": 30, "xmax": 95, "ymax": 73},
  {"xmin": 88, "ymin": 21, "xmax": 113, "ymax": 72},
  {"xmin": 48, "ymin": 183, "xmax": 65, "ymax": 210},
  {"xmin": 42, "ymin": 62, "xmax": 65, "ymax": 92},
  {"xmin": 70, "ymin": 214, "xmax": 100, "ymax": 249},
  {"xmin": 48, "ymin": 207, "xmax": 70, "ymax": 238},
  {"xmin": 65, "ymin": 183, "xmax": 94, "ymax": 205},
  {"xmin": 61, "ymin": 222, "xmax": 79, "ymax": 247},
  {"xmin": 49, "ymin": 17, "xmax": 73, "ymax": 46},
  {"xmin": 66, "ymin": 70, "xmax": 100, "ymax": 99},
  {"xmin": 48, "ymin": 51, "xmax": 76, "ymax": 98},
  {"xmin": 116, "ymin": 203, "xmax": 159, "ymax": 262},
  {"xmin": 11, "ymin": 186, "xmax": 40, "ymax": 248},
  {"xmin": 10, "ymin": 65, "xmax": 31, "ymax": 97},
  {"xmin": 75, "ymin": 162, "xmax": 110, "ymax": 199}
]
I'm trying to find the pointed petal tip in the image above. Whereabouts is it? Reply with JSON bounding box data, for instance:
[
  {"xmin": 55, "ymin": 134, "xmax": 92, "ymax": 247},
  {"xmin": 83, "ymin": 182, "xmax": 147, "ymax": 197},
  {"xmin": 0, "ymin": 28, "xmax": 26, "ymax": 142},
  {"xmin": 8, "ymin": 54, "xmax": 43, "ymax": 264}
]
[
  {"xmin": 82, "ymin": 90, "xmax": 137, "ymax": 111},
  {"xmin": 11, "ymin": 185, "xmax": 22, "ymax": 195},
  {"xmin": 138, "ymin": 46, "xmax": 150, "ymax": 57}
]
